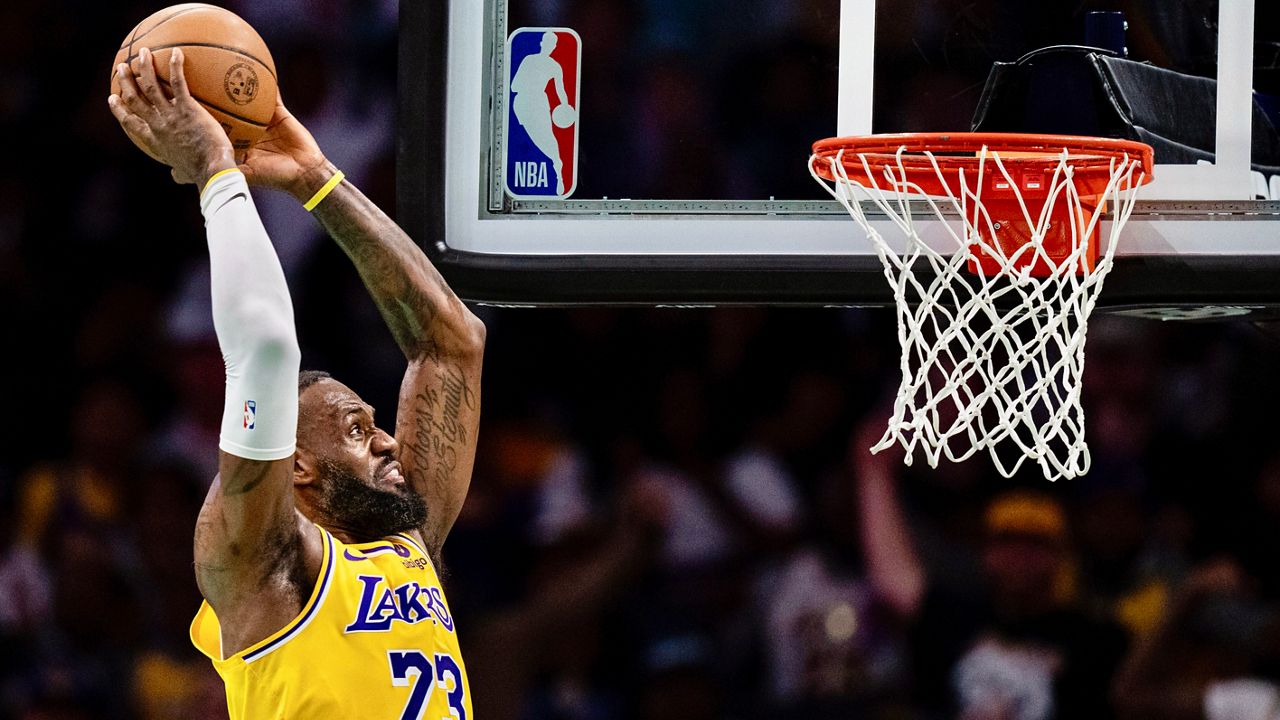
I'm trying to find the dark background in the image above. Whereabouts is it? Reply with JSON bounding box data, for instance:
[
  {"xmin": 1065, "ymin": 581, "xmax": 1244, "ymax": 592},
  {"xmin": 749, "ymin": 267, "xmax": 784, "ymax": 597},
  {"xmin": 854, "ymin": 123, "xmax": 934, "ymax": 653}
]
[{"xmin": 3, "ymin": 1, "xmax": 1280, "ymax": 719}]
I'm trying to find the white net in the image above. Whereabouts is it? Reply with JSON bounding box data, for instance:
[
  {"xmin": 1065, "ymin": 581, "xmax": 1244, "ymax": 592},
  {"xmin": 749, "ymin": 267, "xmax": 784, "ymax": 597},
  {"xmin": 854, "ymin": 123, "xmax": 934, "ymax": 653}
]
[{"xmin": 810, "ymin": 145, "xmax": 1146, "ymax": 481}]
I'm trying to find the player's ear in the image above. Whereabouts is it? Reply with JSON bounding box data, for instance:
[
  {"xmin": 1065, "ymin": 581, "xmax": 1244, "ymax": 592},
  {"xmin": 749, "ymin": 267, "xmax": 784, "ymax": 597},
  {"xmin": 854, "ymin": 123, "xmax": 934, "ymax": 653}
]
[{"xmin": 293, "ymin": 447, "xmax": 318, "ymax": 487}]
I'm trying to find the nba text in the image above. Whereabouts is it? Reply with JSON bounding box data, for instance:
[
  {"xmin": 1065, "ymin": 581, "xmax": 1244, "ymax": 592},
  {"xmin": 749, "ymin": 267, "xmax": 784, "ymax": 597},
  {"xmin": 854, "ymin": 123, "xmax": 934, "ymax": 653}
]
[{"xmin": 513, "ymin": 161, "xmax": 550, "ymax": 189}]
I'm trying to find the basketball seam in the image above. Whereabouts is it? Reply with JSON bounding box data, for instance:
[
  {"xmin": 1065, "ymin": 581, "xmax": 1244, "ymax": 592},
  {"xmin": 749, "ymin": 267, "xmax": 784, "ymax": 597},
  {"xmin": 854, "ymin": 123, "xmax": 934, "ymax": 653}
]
[
  {"xmin": 126, "ymin": 20, "xmax": 139, "ymax": 61},
  {"xmin": 124, "ymin": 42, "xmax": 277, "ymax": 82},
  {"xmin": 156, "ymin": 78, "xmax": 270, "ymax": 127},
  {"xmin": 120, "ymin": 6, "xmax": 210, "ymax": 51}
]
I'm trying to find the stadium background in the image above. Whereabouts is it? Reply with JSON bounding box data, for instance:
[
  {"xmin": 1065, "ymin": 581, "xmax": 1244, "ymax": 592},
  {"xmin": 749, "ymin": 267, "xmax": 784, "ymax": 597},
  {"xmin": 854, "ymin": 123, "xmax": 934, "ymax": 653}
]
[{"xmin": 4, "ymin": 0, "xmax": 1280, "ymax": 718}]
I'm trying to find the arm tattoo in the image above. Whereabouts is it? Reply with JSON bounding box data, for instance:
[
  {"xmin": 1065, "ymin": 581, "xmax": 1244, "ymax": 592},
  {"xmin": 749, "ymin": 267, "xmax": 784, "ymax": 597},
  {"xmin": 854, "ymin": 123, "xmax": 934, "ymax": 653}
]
[
  {"xmin": 310, "ymin": 180, "xmax": 472, "ymax": 358},
  {"xmin": 221, "ymin": 464, "xmax": 272, "ymax": 496},
  {"xmin": 406, "ymin": 366, "xmax": 475, "ymax": 477},
  {"xmin": 403, "ymin": 340, "xmax": 478, "ymax": 546}
]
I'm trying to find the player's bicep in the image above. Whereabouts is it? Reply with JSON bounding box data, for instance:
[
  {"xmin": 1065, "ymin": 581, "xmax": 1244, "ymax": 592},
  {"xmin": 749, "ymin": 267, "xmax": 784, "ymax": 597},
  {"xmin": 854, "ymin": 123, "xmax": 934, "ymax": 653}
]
[{"xmin": 394, "ymin": 350, "xmax": 482, "ymax": 553}]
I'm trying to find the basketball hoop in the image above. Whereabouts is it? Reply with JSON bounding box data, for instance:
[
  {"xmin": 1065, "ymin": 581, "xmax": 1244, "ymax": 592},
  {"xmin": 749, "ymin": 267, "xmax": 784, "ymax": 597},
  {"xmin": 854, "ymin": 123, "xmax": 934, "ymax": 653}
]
[{"xmin": 810, "ymin": 133, "xmax": 1153, "ymax": 481}]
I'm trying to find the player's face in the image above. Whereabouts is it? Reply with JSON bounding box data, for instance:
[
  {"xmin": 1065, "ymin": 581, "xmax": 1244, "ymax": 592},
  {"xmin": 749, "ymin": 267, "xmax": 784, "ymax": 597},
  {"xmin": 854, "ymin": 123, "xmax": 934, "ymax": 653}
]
[
  {"xmin": 299, "ymin": 379, "xmax": 427, "ymax": 539},
  {"xmin": 541, "ymin": 32, "xmax": 557, "ymax": 53}
]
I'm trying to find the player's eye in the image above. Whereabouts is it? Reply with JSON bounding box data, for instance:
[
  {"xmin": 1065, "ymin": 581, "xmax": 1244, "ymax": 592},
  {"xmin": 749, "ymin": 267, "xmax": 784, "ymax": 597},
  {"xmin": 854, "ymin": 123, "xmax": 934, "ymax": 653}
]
[{"xmin": 349, "ymin": 423, "xmax": 362, "ymax": 437}]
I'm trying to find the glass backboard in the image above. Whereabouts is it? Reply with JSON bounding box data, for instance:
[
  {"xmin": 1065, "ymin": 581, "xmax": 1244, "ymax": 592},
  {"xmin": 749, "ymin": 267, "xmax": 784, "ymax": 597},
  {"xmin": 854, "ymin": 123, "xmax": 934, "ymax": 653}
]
[{"xmin": 399, "ymin": 0, "xmax": 1280, "ymax": 311}]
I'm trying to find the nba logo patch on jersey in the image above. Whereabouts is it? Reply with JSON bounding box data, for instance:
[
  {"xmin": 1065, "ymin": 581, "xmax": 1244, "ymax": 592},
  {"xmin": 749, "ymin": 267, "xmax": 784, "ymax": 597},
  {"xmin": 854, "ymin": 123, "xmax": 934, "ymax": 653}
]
[
  {"xmin": 505, "ymin": 27, "xmax": 581, "ymax": 199},
  {"xmin": 244, "ymin": 400, "xmax": 256, "ymax": 430}
]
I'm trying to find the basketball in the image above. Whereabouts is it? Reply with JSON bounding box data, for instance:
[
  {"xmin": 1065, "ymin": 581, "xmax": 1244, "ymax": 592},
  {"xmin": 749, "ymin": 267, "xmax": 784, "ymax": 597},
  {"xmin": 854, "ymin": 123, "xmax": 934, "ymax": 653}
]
[
  {"xmin": 551, "ymin": 104, "xmax": 576, "ymax": 129},
  {"xmin": 110, "ymin": 4, "xmax": 277, "ymax": 151}
]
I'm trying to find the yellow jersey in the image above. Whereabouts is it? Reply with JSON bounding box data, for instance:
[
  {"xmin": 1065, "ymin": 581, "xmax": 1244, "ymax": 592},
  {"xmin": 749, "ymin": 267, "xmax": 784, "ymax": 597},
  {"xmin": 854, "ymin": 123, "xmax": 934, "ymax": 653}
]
[{"xmin": 191, "ymin": 526, "xmax": 472, "ymax": 720}]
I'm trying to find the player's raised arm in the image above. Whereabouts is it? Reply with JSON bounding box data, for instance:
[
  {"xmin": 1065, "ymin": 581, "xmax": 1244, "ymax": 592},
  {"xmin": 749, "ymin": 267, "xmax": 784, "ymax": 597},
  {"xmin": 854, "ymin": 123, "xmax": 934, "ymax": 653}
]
[
  {"xmin": 849, "ymin": 418, "xmax": 926, "ymax": 619},
  {"xmin": 109, "ymin": 49, "xmax": 321, "ymax": 653},
  {"xmin": 310, "ymin": 168, "xmax": 484, "ymax": 563},
  {"xmin": 239, "ymin": 99, "xmax": 485, "ymax": 562}
]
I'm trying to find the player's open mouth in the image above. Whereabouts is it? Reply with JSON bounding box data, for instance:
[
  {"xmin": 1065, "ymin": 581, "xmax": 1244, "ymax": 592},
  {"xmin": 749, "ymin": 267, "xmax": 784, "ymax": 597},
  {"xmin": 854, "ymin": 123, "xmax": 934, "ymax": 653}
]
[{"xmin": 379, "ymin": 463, "xmax": 404, "ymax": 485}]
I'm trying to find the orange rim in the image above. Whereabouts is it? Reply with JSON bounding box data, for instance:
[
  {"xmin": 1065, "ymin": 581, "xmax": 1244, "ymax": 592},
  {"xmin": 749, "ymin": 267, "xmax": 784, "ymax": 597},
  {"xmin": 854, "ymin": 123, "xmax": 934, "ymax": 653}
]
[{"xmin": 811, "ymin": 132, "xmax": 1155, "ymax": 194}]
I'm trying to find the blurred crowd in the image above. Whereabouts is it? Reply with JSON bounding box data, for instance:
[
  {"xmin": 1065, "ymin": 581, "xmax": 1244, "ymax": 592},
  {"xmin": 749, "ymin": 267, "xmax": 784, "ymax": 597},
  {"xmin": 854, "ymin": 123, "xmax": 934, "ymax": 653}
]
[{"xmin": 5, "ymin": 0, "xmax": 1280, "ymax": 719}]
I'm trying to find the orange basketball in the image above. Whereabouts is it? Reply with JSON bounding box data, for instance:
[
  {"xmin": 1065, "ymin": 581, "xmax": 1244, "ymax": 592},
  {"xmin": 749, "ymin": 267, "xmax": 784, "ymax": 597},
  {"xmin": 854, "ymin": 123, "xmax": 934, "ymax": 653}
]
[{"xmin": 110, "ymin": 4, "xmax": 277, "ymax": 151}]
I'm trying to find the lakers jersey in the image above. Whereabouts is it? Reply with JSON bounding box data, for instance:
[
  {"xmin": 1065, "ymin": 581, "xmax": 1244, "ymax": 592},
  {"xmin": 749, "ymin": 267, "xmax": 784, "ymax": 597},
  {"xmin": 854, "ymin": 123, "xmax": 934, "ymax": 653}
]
[{"xmin": 191, "ymin": 527, "xmax": 472, "ymax": 719}]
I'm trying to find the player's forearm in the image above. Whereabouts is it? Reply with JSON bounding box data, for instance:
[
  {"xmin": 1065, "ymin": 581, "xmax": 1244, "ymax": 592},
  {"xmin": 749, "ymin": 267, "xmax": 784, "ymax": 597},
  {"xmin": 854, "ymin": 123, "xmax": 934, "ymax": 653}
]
[
  {"xmin": 204, "ymin": 170, "xmax": 301, "ymax": 465},
  {"xmin": 301, "ymin": 162, "xmax": 484, "ymax": 360},
  {"xmin": 856, "ymin": 467, "xmax": 926, "ymax": 617}
]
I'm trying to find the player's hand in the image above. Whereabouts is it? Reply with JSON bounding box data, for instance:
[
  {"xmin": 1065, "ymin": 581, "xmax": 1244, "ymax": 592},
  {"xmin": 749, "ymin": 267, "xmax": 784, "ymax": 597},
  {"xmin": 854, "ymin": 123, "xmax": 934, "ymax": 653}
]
[
  {"xmin": 108, "ymin": 47, "xmax": 235, "ymax": 188},
  {"xmin": 237, "ymin": 95, "xmax": 330, "ymax": 201}
]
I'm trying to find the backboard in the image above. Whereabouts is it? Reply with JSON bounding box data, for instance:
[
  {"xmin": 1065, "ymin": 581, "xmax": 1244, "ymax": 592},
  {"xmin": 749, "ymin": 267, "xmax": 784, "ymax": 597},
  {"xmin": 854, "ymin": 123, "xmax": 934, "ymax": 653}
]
[{"xmin": 398, "ymin": 0, "xmax": 1280, "ymax": 311}]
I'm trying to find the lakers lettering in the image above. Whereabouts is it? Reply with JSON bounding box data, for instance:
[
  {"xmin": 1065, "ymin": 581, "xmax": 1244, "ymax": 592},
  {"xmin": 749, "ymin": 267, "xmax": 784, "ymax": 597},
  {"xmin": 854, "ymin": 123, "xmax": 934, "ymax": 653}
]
[{"xmin": 344, "ymin": 575, "xmax": 455, "ymax": 633}]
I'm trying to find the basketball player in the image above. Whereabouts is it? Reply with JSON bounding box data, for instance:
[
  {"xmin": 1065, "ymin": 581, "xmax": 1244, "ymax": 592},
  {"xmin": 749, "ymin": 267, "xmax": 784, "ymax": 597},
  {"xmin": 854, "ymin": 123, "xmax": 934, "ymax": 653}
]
[
  {"xmin": 108, "ymin": 48, "xmax": 483, "ymax": 718},
  {"xmin": 511, "ymin": 31, "xmax": 571, "ymax": 194}
]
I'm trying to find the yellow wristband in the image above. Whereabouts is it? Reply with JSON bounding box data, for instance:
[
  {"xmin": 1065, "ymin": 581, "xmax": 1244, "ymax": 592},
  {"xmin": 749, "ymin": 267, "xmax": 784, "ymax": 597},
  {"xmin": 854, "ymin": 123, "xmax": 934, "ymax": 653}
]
[
  {"xmin": 201, "ymin": 167, "xmax": 242, "ymax": 196},
  {"xmin": 303, "ymin": 170, "xmax": 345, "ymax": 212}
]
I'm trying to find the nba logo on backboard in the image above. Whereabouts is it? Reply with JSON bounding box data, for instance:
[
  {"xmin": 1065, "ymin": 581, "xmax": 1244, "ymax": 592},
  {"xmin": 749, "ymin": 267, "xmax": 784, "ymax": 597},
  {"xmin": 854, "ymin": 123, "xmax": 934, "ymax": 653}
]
[
  {"xmin": 505, "ymin": 27, "xmax": 581, "ymax": 199},
  {"xmin": 244, "ymin": 400, "xmax": 256, "ymax": 430}
]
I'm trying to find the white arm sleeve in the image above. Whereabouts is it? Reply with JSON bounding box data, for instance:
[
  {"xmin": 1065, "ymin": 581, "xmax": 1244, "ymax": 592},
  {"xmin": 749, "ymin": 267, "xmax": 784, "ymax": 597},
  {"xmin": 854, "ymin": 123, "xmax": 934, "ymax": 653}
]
[{"xmin": 201, "ymin": 170, "xmax": 301, "ymax": 461}]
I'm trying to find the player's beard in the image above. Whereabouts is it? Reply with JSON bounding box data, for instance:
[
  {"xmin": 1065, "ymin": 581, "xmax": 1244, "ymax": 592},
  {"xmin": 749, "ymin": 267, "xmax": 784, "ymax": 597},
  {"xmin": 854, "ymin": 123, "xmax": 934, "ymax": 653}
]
[{"xmin": 315, "ymin": 458, "xmax": 427, "ymax": 540}]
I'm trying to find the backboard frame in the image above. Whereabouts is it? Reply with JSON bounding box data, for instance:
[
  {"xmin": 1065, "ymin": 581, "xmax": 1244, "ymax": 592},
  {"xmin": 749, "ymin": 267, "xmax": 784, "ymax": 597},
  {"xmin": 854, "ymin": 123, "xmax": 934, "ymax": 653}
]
[{"xmin": 398, "ymin": 0, "xmax": 1280, "ymax": 310}]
